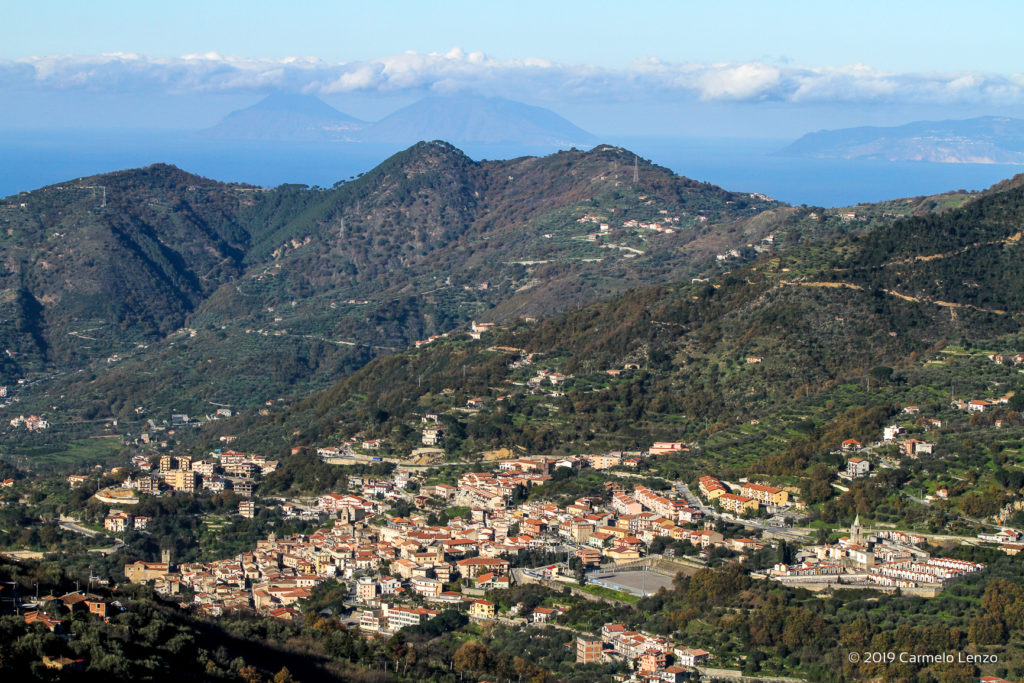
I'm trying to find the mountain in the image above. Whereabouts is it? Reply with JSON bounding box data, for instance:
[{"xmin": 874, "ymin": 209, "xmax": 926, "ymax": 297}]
[
  {"xmin": 778, "ymin": 116, "xmax": 1024, "ymax": 164},
  {"xmin": 357, "ymin": 95, "xmax": 598, "ymax": 147},
  {"xmin": 0, "ymin": 142, "xmax": 789, "ymax": 427},
  {"xmin": 0, "ymin": 164, "xmax": 255, "ymax": 376},
  {"xmin": 199, "ymin": 93, "xmax": 596, "ymax": 149},
  {"xmin": 198, "ymin": 93, "xmax": 366, "ymax": 141},
  {"xmin": 218, "ymin": 174, "xmax": 1024, "ymax": 459}
]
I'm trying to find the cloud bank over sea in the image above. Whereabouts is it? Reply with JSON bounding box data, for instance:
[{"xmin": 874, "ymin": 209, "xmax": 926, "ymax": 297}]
[{"xmin": 5, "ymin": 48, "xmax": 1024, "ymax": 107}]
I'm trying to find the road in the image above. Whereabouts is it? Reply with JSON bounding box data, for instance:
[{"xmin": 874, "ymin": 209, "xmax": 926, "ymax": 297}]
[
  {"xmin": 59, "ymin": 520, "xmax": 104, "ymax": 538},
  {"xmin": 673, "ymin": 482, "xmax": 813, "ymax": 542},
  {"xmin": 58, "ymin": 520, "xmax": 124, "ymax": 554}
]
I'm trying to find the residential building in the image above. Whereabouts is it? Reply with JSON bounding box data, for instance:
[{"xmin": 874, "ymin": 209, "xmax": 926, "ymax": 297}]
[
  {"xmin": 674, "ymin": 647, "xmax": 710, "ymax": 667},
  {"xmin": 577, "ymin": 636, "xmax": 603, "ymax": 664},
  {"xmin": 104, "ymin": 511, "xmax": 132, "ymax": 533},
  {"xmin": 846, "ymin": 457, "xmax": 870, "ymax": 478},
  {"xmin": 356, "ymin": 576, "xmax": 377, "ymax": 603},
  {"xmin": 469, "ymin": 599, "xmax": 495, "ymax": 619},
  {"xmin": 718, "ymin": 493, "xmax": 758, "ymax": 514},
  {"xmin": 740, "ymin": 483, "xmax": 789, "ymax": 506}
]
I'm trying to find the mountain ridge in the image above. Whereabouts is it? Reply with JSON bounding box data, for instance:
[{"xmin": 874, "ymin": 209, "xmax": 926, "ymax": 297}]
[
  {"xmin": 0, "ymin": 141, "xmax": 789, "ymax": 425},
  {"xmin": 197, "ymin": 93, "xmax": 366, "ymax": 141},
  {"xmin": 198, "ymin": 93, "xmax": 597, "ymax": 147},
  {"xmin": 777, "ymin": 115, "xmax": 1024, "ymax": 164},
  {"xmin": 215, "ymin": 177, "xmax": 1024, "ymax": 459}
]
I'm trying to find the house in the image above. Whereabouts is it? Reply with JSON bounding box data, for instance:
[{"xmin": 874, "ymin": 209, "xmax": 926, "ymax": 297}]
[
  {"xmin": 85, "ymin": 599, "xmax": 109, "ymax": 619},
  {"xmin": 846, "ymin": 457, "xmax": 870, "ymax": 478},
  {"xmin": 841, "ymin": 439, "xmax": 862, "ymax": 451},
  {"xmin": 674, "ymin": 647, "xmax": 710, "ymax": 667},
  {"xmin": 411, "ymin": 577, "xmax": 443, "ymax": 598},
  {"xmin": 639, "ymin": 649, "xmax": 667, "ymax": 674},
  {"xmin": 689, "ymin": 530, "xmax": 724, "ymax": 548},
  {"xmin": 899, "ymin": 439, "xmax": 934, "ymax": 458},
  {"xmin": 269, "ymin": 607, "xmax": 301, "ymax": 621},
  {"xmin": 385, "ymin": 605, "xmax": 439, "ymax": 631},
  {"xmin": 588, "ymin": 453, "xmax": 622, "ymax": 469},
  {"xmin": 475, "ymin": 572, "xmax": 510, "ymax": 590},
  {"xmin": 654, "ymin": 666, "xmax": 690, "ymax": 683},
  {"xmin": 576, "ymin": 546, "xmax": 602, "ymax": 567},
  {"xmin": 604, "ymin": 544, "xmax": 642, "ymax": 561},
  {"xmin": 456, "ymin": 557, "xmax": 509, "ymax": 579},
  {"xmin": 531, "ymin": 606, "xmax": 560, "ymax": 623},
  {"xmin": 104, "ymin": 511, "xmax": 132, "ymax": 533},
  {"xmin": 421, "ymin": 427, "xmax": 444, "ymax": 446},
  {"xmin": 24, "ymin": 611, "xmax": 66, "ymax": 633},
  {"xmin": 359, "ymin": 609, "xmax": 385, "ymax": 633},
  {"xmin": 469, "ymin": 599, "xmax": 496, "ymax": 619}
]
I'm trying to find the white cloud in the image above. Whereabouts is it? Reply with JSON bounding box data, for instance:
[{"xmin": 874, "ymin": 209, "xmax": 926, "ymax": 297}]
[
  {"xmin": 3, "ymin": 51, "xmax": 1024, "ymax": 107},
  {"xmin": 695, "ymin": 63, "xmax": 782, "ymax": 101}
]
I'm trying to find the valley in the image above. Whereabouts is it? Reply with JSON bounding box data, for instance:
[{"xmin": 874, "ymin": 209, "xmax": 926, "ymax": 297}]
[{"xmin": 0, "ymin": 142, "xmax": 1022, "ymax": 683}]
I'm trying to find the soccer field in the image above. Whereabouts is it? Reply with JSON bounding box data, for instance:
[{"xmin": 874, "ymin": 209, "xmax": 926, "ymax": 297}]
[{"xmin": 588, "ymin": 570, "xmax": 675, "ymax": 597}]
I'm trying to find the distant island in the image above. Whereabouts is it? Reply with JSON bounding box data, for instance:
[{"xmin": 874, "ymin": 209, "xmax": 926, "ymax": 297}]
[
  {"xmin": 777, "ymin": 116, "xmax": 1024, "ymax": 164},
  {"xmin": 199, "ymin": 92, "xmax": 597, "ymax": 148},
  {"xmin": 197, "ymin": 92, "xmax": 366, "ymax": 142}
]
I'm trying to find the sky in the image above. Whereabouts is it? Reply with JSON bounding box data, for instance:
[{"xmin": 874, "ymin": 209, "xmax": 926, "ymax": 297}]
[
  {"xmin": 5, "ymin": 0, "xmax": 1022, "ymax": 73},
  {"xmin": 3, "ymin": 1, "xmax": 1024, "ymax": 137}
]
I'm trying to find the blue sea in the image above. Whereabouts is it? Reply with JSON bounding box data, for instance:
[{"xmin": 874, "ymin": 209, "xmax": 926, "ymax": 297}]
[{"xmin": 2, "ymin": 130, "xmax": 1022, "ymax": 208}]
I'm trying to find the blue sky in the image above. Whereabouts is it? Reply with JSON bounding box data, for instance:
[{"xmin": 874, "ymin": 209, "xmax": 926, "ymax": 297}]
[
  {"xmin": 3, "ymin": 1, "xmax": 1024, "ymax": 137},
  {"xmin": 6, "ymin": 0, "xmax": 1021, "ymax": 72}
]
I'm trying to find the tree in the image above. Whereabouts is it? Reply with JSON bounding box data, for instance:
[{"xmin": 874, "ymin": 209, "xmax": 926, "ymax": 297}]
[
  {"xmin": 869, "ymin": 366, "xmax": 894, "ymax": 385},
  {"xmin": 272, "ymin": 666, "xmax": 295, "ymax": 683},
  {"xmin": 453, "ymin": 640, "xmax": 491, "ymax": 673},
  {"xmin": 239, "ymin": 665, "xmax": 264, "ymax": 683}
]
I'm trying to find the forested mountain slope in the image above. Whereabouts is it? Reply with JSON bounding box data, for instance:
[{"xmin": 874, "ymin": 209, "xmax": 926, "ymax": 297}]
[
  {"xmin": 215, "ymin": 175, "xmax": 1024, "ymax": 460},
  {"xmin": 1, "ymin": 142, "xmax": 793, "ymax": 426}
]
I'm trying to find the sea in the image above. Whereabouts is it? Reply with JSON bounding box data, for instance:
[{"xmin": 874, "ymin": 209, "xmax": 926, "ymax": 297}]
[{"xmin": 2, "ymin": 130, "xmax": 1023, "ymax": 208}]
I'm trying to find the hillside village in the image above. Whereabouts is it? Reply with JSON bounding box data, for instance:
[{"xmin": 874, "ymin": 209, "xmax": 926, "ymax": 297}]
[
  {"xmin": 4, "ymin": 148, "xmax": 1024, "ymax": 682},
  {"xmin": 3, "ymin": 311, "xmax": 1024, "ymax": 681},
  {"xmin": 62, "ymin": 426, "xmax": 1008, "ymax": 681}
]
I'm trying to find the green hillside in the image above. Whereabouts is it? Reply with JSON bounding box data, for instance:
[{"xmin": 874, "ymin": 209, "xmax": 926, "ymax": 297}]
[
  {"xmin": 1, "ymin": 143, "xmax": 793, "ymax": 429},
  {"xmin": 188, "ymin": 174, "xmax": 1024, "ymax": 532}
]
